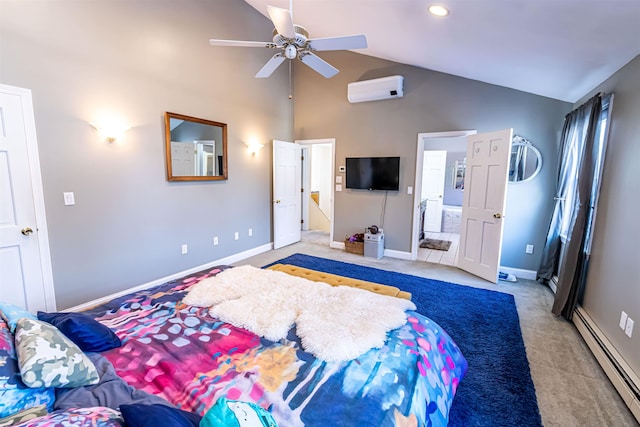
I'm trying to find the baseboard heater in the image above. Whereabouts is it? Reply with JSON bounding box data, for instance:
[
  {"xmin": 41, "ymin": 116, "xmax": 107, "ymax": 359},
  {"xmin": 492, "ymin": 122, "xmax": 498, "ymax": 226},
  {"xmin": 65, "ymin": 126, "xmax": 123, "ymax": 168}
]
[{"xmin": 573, "ymin": 306, "xmax": 640, "ymax": 422}]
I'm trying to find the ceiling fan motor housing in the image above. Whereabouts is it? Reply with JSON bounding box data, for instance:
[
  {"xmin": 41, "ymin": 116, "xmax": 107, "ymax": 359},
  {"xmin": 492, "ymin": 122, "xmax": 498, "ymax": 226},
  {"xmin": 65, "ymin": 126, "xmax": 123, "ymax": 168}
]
[{"xmin": 273, "ymin": 25, "xmax": 310, "ymax": 56}]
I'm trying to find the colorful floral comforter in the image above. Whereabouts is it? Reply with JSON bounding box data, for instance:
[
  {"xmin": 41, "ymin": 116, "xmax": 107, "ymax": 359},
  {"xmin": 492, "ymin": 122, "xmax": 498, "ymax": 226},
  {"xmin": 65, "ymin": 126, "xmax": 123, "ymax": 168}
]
[{"xmin": 24, "ymin": 266, "xmax": 468, "ymax": 426}]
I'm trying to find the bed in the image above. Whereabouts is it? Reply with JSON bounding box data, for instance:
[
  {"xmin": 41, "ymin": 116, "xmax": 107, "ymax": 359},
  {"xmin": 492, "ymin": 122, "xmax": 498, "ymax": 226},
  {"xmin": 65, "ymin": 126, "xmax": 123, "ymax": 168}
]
[{"xmin": 1, "ymin": 264, "xmax": 467, "ymax": 427}]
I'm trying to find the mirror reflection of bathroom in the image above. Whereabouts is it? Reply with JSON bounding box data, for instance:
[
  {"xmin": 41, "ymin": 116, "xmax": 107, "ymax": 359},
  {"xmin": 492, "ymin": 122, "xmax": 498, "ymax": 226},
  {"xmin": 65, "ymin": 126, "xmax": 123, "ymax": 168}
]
[
  {"xmin": 509, "ymin": 135, "xmax": 542, "ymax": 183},
  {"xmin": 419, "ymin": 136, "xmax": 466, "ymax": 266}
]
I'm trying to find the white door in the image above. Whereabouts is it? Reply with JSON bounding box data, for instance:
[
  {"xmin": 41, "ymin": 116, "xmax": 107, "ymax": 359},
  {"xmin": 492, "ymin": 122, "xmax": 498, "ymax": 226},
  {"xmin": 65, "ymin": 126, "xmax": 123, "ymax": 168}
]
[
  {"xmin": 458, "ymin": 129, "xmax": 512, "ymax": 283},
  {"xmin": 422, "ymin": 150, "xmax": 447, "ymax": 233},
  {"xmin": 273, "ymin": 140, "xmax": 302, "ymax": 249},
  {"xmin": 0, "ymin": 85, "xmax": 55, "ymax": 311},
  {"xmin": 171, "ymin": 141, "xmax": 196, "ymax": 176}
]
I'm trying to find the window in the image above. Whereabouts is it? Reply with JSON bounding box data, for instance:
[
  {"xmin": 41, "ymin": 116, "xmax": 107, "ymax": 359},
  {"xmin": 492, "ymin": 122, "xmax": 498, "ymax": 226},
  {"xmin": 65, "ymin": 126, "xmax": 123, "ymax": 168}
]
[{"xmin": 558, "ymin": 95, "xmax": 612, "ymax": 243}]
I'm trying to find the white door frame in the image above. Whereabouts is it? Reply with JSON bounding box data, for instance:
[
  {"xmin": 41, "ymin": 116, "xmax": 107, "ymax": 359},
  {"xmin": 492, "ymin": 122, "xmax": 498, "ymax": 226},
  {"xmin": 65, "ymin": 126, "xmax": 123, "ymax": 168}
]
[
  {"xmin": 0, "ymin": 84, "xmax": 56, "ymax": 310},
  {"xmin": 411, "ymin": 130, "xmax": 477, "ymax": 260},
  {"xmin": 295, "ymin": 138, "xmax": 336, "ymax": 245}
]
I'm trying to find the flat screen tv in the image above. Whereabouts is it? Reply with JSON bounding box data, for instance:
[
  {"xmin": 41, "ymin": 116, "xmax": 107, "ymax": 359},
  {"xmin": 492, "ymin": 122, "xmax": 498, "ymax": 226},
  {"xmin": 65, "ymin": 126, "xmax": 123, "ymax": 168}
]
[{"xmin": 345, "ymin": 157, "xmax": 400, "ymax": 191}]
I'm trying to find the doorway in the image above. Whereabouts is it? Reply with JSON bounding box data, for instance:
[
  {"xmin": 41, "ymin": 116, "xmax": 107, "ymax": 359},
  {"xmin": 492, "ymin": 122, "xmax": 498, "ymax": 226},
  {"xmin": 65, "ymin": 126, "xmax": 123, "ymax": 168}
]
[
  {"xmin": 412, "ymin": 131, "xmax": 474, "ymax": 266},
  {"xmin": 296, "ymin": 138, "xmax": 335, "ymax": 246}
]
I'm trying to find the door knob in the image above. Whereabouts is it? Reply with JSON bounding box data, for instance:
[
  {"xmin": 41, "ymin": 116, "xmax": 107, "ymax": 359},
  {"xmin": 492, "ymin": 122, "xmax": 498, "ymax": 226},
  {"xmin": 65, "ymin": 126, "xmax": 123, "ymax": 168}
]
[
  {"xmin": 21, "ymin": 227, "xmax": 34, "ymax": 236},
  {"xmin": 275, "ymin": 200, "xmax": 281, "ymax": 204},
  {"xmin": 493, "ymin": 213, "xmax": 502, "ymax": 219}
]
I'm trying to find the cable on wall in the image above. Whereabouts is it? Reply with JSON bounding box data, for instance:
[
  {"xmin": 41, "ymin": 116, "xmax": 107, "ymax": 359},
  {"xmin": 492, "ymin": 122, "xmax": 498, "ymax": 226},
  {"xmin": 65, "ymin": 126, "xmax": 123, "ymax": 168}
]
[{"xmin": 380, "ymin": 191, "xmax": 388, "ymax": 229}]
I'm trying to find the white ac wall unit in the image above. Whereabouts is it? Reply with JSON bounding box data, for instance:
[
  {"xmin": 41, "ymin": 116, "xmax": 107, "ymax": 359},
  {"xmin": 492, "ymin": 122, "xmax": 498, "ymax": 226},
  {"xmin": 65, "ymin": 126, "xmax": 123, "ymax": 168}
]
[{"xmin": 347, "ymin": 75, "xmax": 404, "ymax": 103}]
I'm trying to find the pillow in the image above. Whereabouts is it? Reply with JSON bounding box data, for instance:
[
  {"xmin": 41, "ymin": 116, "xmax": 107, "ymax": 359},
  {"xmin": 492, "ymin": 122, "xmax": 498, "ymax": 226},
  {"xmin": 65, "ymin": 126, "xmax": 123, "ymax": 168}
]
[
  {"xmin": 0, "ymin": 318, "xmax": 54, "ymax": 418},
  {"xmin": 120, "ymin": 404, "xmax": 201, "ymax": 427},
  {"xmin": 14, "ymin": 318, "xmax": 100, "ymax": 388},
  {"xmin": 0, "ymin": 404, "xmax": 47, "ymax": 427},
  {"xmin": 37, "ymin": 311, "xmax": 121, "ymax": 353},
  {"xmin": 0, "ymin": 302, "xmax": 36, "ymax": 333},
  {"xmin": 201, "ymin": 398, "xmax": 278, "ymax": 427}
]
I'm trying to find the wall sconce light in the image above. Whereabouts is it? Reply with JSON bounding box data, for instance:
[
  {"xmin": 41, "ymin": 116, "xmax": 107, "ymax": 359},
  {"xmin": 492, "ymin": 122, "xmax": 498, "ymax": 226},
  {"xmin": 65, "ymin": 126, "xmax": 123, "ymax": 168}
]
[
  {"xmin": 246, "ymin": 140, "xmax": 264, "ymax": 156},
  {"xmin": 90, "ymin": 120, "xmax": 129, "ymax": 143}
]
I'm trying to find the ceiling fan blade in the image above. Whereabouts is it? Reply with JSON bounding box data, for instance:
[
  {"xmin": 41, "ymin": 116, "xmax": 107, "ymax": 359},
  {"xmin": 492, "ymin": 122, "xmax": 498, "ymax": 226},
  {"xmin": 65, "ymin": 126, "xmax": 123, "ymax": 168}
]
[
  {"xmin": 209, "ymin": 39, "xmax": 274, "ymax": 48},
  {"xmin": 299, "ymin": 52, "xmax": 339, "ymax": 78},
  {"xmin": 256, "ymin": 53, "xmax": 286, "ymax": 78},
  {"xmin": 267, "ymin": 5, "xmax": 295, "ymax": 38},
  {"xmin": 308, "ymin": 35, "xmax": 368, "ymax": 51}
]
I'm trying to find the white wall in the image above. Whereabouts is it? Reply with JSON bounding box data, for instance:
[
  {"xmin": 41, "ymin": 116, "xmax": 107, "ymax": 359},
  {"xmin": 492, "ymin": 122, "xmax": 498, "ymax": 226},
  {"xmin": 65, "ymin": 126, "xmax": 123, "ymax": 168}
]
[{"xmin": 311, "ymin": 144, "xmax": 332, "ymax": 218}]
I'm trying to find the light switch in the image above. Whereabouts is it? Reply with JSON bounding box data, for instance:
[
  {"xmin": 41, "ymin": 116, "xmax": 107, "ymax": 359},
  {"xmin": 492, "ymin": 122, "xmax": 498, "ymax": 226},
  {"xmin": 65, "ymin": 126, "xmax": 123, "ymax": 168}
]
[
  {"xmin": 336, "ymin": 176, "xmax": 343, "ymax": 184},
  {"xmin": 63, "ymin": 192, "xmax": 75, "ymax": 206},
  {"xmin": 336, "ymin": 184, "xmax": 342, "ymax": 192},
  {"xmin": 620, "ymin": 311, "xmax": 628, "ymax": 330},
  {"xmin": 625, "ymin": 318, "xmax": 634, "ymax": 337},
  {"xmin": 407, "ymin": 186, "xmax": 413, "ymax": 195}
]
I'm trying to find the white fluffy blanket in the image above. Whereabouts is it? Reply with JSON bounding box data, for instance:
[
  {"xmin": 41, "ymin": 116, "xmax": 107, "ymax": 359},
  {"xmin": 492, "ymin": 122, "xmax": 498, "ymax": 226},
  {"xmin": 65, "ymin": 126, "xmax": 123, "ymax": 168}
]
[{"xmin": 182, "ymin": 265, "xmax": 416, "ymax": 362}]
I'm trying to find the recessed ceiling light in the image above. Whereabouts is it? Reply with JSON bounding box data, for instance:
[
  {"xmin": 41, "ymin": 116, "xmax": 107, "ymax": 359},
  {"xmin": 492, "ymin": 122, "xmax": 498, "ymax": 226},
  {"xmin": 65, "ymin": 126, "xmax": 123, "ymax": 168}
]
[{"xmin": 428, "ymin": 5, "xmax": 449, "ymax": 17}]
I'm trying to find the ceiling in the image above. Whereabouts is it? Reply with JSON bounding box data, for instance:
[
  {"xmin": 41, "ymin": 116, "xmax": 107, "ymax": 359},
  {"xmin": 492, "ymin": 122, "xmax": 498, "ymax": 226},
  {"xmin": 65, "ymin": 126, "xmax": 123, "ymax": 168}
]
[{"xmin": 243, "ymin": 0, "xmax": 640, "ymax": 103}]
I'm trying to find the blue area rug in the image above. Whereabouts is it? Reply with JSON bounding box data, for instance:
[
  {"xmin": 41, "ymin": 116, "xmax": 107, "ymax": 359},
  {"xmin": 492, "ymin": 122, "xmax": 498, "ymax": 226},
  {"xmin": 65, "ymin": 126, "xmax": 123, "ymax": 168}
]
[{"xmin": 266, "ymin": 254, "xmax": 542, "ymax": 427}]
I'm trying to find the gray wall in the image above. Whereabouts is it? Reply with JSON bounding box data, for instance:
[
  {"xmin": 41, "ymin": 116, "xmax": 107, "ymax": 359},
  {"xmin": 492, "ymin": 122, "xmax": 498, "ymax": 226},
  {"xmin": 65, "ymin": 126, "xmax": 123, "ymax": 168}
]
[
  {"xmin": 578, "ymin": 55, "xmax": 640, "ymax": 377},
  {"xmin": 293, "ymin": 51, "xmax": 571, "ymax": 270},
  {"xmin": 1, "ymin": 0, "xmax": 292, "ymax": 308}
]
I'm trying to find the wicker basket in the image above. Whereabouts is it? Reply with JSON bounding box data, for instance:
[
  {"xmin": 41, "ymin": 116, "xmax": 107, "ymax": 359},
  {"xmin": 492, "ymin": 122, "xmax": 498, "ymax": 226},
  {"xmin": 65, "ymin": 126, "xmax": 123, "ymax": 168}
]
[{"xmin": 344, "ymin": 240, "xmax": 364, "ymax": 255}]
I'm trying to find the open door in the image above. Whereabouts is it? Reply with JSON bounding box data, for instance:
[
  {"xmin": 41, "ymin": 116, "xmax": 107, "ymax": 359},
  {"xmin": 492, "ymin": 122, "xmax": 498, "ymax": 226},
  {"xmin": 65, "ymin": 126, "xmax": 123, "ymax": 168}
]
[
  {"xmin": 458, "ymin": 129, "xmax": 512, "ymax": 282},
  {"xmin": 422, "ymin": 150, "xmax": 447, "ymax": 232},
  {"xmin": 273, "ymin": 140, "xmax": 302, "ymax": 249},
  {"xmin": 0, "ymin": 84, "xmax": 56, "ymax": 311}
]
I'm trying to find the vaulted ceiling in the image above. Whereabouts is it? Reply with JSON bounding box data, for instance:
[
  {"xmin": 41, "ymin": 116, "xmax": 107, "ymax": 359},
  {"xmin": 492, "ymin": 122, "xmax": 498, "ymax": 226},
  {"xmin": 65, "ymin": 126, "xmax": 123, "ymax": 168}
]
[{"xmin": 243, "ymin": 0, "xmax": 640, "ymax": 102}]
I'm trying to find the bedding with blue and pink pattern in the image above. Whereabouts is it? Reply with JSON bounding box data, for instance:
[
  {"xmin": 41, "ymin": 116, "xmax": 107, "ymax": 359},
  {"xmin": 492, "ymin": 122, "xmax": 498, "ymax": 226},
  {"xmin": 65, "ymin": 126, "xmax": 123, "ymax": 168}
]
[{"xmin": 75, "ymin": 266, "xmax": 468, "ymax": 426}]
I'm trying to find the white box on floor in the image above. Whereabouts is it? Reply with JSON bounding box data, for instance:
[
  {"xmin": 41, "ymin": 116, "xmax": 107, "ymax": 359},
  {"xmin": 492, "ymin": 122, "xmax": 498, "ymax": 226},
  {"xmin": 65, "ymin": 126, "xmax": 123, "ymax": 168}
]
[{"xmin": 364, "ymin": 232, "xmax": 384, "ymax": 259}]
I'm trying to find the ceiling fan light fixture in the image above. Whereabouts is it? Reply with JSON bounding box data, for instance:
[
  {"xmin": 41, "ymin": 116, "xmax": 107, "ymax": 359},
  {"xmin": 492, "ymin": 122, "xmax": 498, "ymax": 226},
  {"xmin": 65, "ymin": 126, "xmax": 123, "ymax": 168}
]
[
  {"xmin": 428, "ymin": 5, "xmax": 449, "ymax": 17},
  {"xmin": 284, "ymin": 44, "xmax": 298, "ymax": 59}
]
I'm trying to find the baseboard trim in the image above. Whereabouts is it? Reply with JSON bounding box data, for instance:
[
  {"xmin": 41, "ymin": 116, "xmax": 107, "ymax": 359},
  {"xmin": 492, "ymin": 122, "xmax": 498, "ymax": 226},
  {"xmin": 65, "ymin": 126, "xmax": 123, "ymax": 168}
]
[
  {"xmin": 66, "ymin": 243, "xmax": 273, "ymax": 312},
  {"xmin": 330, "ymin": 241, "xmax": 345, "ymax": 250},
  {"xmin": 573, "ymin": 306, "xmax": 640, "ymax": 422},
  {"xmin": 383, "ymin": 249, "xmax": 412, "ymax": 260},
  {"xmin": 330, "ymin": 241, "xmax": 411, "ymax": 261},
  {"xmin": 499, "ymin": 266, "xmax": 537, "ymax": 280}
]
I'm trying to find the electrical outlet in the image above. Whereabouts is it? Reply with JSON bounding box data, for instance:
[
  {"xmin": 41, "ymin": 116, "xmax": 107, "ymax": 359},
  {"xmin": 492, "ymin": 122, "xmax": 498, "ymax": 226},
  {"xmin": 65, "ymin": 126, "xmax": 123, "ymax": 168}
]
[
  {"xmin": 625, "ymin": 318, "xmax": 634, "ymax": 338},
  {"xmin": 213, "ymin": 236, "xmax": 219, "ymax": 246},
  {"xmin": 234, "ymin": 232, "xmax": 239, "ymax": 240},
  {"xmin": 620, "ymin": 311, "xmax": 628, "ymax": 330},
  {"xmin": 248, "ymin": 228, "xmax": 253, "ymax": 237},
  {"xmin": 525, "ymin": 244, "xmax": 534, "ymax": 254},
  {"xmin": 181, "ymin": 244, "xmax": 188, "ymax": 254}
]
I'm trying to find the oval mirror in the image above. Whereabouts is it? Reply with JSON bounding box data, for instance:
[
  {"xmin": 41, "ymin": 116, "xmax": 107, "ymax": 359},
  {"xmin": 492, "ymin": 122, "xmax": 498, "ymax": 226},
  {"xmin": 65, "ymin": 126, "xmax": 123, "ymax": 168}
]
[
  {"xmin": 509, "ymin": 135, "xmax": 542, "ymax": 183},
  {"xmin": 164, "ymin": 112, "xmax": 228, "ymax": 181}
]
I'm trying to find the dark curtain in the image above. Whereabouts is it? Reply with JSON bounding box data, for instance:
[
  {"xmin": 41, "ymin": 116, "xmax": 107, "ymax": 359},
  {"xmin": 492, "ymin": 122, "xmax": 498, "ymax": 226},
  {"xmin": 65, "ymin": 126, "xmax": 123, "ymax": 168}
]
[{"xmin": 537, "ymin": 94, "xmax": 604, "ymax": 320}]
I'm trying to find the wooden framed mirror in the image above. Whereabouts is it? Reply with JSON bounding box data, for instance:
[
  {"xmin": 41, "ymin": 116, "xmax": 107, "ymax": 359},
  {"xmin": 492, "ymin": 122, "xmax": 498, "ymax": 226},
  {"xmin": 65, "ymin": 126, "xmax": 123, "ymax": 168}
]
[{"xmin": 164, "ymin": 112, "xmax": 228, "ymax": 181}]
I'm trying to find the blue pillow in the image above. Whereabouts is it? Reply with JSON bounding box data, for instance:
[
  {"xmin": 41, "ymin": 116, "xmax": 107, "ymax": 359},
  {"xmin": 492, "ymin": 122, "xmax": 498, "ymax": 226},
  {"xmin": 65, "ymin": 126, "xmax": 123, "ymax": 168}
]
[
  {"xmin": 120, "ymin": 404, "xmax": 201, "ymax": 427},
  {"xmin": 0, "ymin": 302, "xmax": 36, "ymax": 333},
  {"xmin": 37, "ymin": 311, "xmax": 121, "ymax": 353}
]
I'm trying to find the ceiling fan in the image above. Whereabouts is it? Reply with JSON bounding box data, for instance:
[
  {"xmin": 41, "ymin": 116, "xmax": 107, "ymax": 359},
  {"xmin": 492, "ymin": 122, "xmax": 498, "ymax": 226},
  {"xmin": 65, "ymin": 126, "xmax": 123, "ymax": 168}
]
[{"xmin": 209, "ymin": 5, "xmax": 367, "ymax": 78}]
